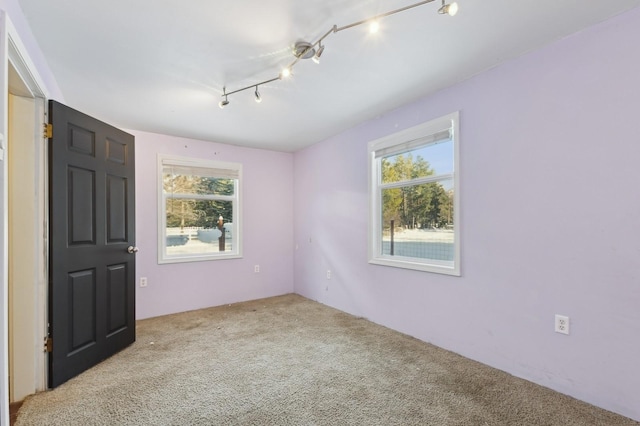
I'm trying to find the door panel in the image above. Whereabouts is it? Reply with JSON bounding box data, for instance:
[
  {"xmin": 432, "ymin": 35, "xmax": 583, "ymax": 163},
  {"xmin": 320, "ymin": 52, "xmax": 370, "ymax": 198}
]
[
  {"xmin": 48, "ymin": 100, "xmax": 135, "ymax": 387},
  {"xmin": 69, "ymin": 270, "xmax": 97, "ymax": 351},
  {"xmin": 106, "ymin": 264, "xmax": 128, "ymax": 333},
  {"xmin": 107, "ymin": 175, "xmax": 128, "ymax": 242},
  {"xmin": 68, "ymin": 167, "xmax": 96, "ymax": 244}
]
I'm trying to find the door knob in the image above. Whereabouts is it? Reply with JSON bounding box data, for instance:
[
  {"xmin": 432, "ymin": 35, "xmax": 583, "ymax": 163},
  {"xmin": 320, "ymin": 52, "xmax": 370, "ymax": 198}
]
[{"xmin": 127, "ymin": 246, "xmax": 139, "ymax": 254}]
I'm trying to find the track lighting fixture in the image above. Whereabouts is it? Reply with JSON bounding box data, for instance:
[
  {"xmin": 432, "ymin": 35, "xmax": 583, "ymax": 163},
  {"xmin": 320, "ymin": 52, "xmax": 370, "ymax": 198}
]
[
  {"xmin": 312, "ymin": 42, "xmax": 325, "ymax": 64},
  {"xmin": 219, "ymin": 0, "xmax": 460, "ymax": 108},
  {"xmin": 438, "ymin": 0, "xmax": 459, "ymax": 16},
  {"xmin": 218, "ymin": 87, "xmax": 229, "ymax": 109}
]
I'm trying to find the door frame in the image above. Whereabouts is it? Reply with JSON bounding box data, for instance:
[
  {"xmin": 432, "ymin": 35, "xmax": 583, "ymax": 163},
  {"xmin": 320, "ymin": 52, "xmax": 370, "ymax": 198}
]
[{"xmin": 1, "ymin": 10, "xmax": 51, "ymax": 421}]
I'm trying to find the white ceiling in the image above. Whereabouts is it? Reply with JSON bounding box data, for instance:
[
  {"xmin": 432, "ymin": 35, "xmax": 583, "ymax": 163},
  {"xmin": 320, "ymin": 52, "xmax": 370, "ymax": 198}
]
[{"xmin": 17, "ymin": 0, "xmax": 640, "ymax": 152}]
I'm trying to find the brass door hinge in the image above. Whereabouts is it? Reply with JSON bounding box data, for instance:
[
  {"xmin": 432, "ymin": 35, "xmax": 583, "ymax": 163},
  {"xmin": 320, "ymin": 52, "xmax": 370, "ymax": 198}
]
[
  {"xmin": 44, "ymin": 123, "xmax": 53, "ymax": 139},
  {"xmin": 45, "ymin": 337, "xmax": 53, "ymax": 353}
]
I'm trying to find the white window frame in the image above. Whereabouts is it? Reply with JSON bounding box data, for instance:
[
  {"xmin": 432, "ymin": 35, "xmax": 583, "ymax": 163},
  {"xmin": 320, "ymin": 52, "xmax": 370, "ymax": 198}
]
[
  {"xmin": 158, "ymin": 154, "xmax": 242, "ymax": 264},
  {"xmin": 368, "ymin": 111, "xmax": 460, "ymax": 275}
]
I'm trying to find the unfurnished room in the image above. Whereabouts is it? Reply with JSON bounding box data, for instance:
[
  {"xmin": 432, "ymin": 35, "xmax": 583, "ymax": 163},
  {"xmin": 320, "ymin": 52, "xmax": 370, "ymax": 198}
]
[{"xmin": 0, "ymin": 0, "xmax": 639, "ymax": 425}]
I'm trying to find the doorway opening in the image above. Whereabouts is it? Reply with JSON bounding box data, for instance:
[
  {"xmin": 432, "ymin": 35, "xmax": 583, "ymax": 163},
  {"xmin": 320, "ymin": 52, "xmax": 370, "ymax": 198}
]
[{"xmin": 7, "ymin": 54, "xmax": 48, "ymax": 402}]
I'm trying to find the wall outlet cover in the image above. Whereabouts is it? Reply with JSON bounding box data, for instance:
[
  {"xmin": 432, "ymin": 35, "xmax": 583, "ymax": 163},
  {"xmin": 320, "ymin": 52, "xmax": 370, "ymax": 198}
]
[{"xmin": 555, "ymin": 314, "xmax": 570, "ymax": 335}]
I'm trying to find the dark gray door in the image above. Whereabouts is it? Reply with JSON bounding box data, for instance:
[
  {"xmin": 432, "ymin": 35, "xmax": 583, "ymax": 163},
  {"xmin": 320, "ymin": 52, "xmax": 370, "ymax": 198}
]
[{"xmin": 48, "ymin": 100, "xmax": 136, "ymax": 387}]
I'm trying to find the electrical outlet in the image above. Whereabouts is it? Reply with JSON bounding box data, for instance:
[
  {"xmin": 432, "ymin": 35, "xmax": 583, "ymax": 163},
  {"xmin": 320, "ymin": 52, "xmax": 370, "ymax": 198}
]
[
  {"xmin": 254, "ymin": 265, "xmax": 260, "ymax": 273},
  {"xmin": 326, "ymin": 270, "xmax": 331, "ymax": 279},
  {"xmin": 140, "ymin": 277, "xmax": 148, "ymax": 287},
  {"xmin": 555, "ymin": 314, "xmax": 569, "ymax": 335}
]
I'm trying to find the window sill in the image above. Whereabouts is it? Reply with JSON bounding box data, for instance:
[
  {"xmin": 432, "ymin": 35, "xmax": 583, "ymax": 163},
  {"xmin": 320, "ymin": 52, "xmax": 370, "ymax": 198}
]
[
  {"xmin": 369, "ymin": 256, "xmax": 460, "ymax": 276},
  {"xmin": 158, "ymin": 253, "xmax": 242, "ymax": 264}
]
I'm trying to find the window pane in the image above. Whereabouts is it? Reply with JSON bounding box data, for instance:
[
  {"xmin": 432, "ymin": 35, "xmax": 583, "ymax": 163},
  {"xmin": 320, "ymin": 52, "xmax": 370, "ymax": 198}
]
[
  {"xmin": 380, "ymin": 179, "xmax": 454, "ymax": 261},
  {"xmin": 369, "ymin": 112, "xmax": 458, "ymax": 274},
  {"xmin": 159, "ymin": 156, "xmax": 242, "ymax": 263},
  {"xmin": 381, "ymin": 139, "xmax": 453, "ymax": 184},
  {"xmin": 163, "ymin": 172, "xmax": 234, "ymax": 196},
  {"xmin": 165, "ymin": 199, "xmax": 233, "ymax": 256}
]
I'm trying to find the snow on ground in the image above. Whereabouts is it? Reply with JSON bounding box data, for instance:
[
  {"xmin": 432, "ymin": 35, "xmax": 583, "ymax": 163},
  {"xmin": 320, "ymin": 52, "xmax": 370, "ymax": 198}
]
[{"xmin": 384, "ymin": 228, "xmax": 454, "ymax": 243}]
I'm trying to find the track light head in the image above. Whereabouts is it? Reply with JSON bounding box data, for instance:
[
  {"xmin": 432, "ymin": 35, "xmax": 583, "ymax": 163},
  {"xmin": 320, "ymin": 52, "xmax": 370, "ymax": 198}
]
[
  {"xmin": 438, "ymin": 1, "xmax": 459, "ymax": 16},
  {"xmin": 254, "ymin": 86, "xmax": 262, "ymax": 103},
  {"xmin": 312, "ymin": 44, "xmax": 325, "ymax": 64},
  {"xmin": 219, "ymin": 87, "xmax": 229, "ymax": 109},
  {"xmin": 280, "ymin": 67, "xmax": 292, "ymax": 79}
]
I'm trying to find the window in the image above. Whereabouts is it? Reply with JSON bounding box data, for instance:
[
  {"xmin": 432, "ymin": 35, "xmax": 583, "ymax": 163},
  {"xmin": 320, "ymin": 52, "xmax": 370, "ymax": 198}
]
[
  {"xmin": 368, "ymin": 112, "xmax": 460, "ymax": 275},
  {"xmin": 158, "ymin": 155, "xmax": 242, "ymax": 263}
]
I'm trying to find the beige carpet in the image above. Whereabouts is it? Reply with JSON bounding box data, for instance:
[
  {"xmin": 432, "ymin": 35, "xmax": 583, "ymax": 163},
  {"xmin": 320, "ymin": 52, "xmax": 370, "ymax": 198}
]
[{"xmin": 16, "ymin": 294, "xmax": 639, "ymax": 425}]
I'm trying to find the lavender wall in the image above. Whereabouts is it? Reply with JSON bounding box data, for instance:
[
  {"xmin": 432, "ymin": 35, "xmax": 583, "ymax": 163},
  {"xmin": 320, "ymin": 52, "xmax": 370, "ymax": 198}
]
[
  {"xmin": 293, "ymin": 7, "xmax": 640, "ymax": 422},
  {"xmin": 133, "ymin": 130, "xmax": 294, "ymax": 319}
]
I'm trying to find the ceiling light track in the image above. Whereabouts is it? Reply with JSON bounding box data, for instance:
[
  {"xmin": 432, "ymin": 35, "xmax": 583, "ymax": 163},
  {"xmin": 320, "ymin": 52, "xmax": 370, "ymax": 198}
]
[
  {"xmin": 218, "ymin": 0, "xmax": 458, "ymax": 107},
  {"xmin": 333, "ymin": 0, "xmax": 438, "ymax": 33}
]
